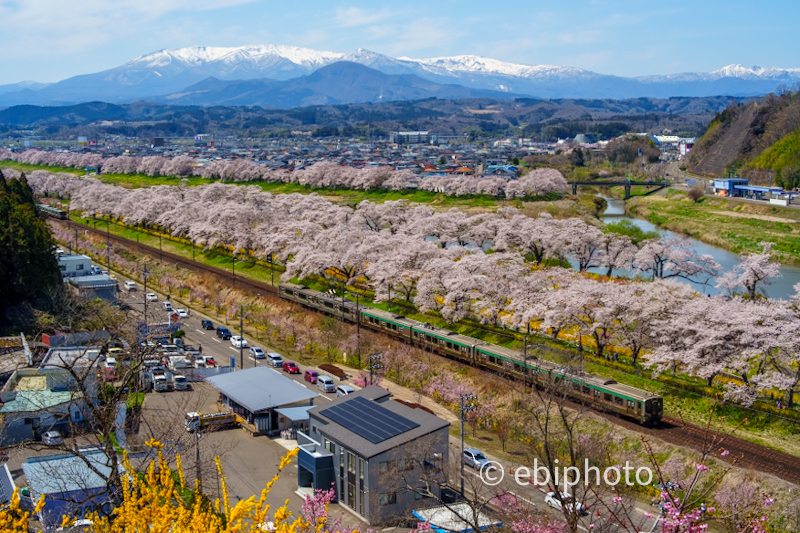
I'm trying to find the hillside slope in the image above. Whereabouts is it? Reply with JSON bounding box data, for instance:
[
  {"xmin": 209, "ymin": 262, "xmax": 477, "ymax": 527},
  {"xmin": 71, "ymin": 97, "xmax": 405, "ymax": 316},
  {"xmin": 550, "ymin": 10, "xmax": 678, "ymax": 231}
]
[{"xmin": 687, "ymin": 91, "xmax": 800, "ymax": 182}]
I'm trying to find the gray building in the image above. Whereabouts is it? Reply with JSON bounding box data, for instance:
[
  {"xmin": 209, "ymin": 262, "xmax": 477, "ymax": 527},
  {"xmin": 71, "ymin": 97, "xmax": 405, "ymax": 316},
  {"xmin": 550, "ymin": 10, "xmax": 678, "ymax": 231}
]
[
  {"xmin": 390, "ymin": 131, "xmax": 429, "ymax": 144},
  {"xmin": 67, "ymin": 274, "xmax": 118, "ymax": 304},
  {"xmin": 206, "ymin": 366, "xmax": 318, "ymax": 436},
  {"xmin": 57, "ymin": 254, "xmax": 93, "ymax": 278},
  {"xmin": 298, "ymin": 386, "xmax": 450, "ymax": 525}
]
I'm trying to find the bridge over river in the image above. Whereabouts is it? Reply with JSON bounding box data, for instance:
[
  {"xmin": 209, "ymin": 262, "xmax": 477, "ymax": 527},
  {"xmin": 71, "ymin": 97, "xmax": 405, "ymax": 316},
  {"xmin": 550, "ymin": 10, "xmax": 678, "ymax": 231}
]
[{"xmin": 569, "ymin": 180, "xmax": 669, "ymax": 199}]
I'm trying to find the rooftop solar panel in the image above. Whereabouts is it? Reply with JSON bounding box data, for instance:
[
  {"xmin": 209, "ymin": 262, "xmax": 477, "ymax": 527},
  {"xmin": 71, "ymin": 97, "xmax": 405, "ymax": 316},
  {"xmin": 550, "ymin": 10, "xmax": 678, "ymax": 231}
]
[{"xmin": 319, "ymin": 396, "xmax": 420, "ymax": 444}]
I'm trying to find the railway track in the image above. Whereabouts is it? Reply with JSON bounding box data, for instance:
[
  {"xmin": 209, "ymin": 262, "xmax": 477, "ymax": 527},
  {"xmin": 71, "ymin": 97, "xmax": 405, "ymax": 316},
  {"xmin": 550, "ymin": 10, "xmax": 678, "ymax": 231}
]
[{"xmin": 59, "ymin": 219, "xmax": 800, "ymax": 487}]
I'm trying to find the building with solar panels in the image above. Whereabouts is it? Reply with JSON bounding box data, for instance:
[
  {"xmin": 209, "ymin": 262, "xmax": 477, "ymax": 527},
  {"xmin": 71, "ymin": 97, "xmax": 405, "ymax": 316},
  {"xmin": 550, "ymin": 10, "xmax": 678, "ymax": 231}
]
[{"xmin": 298, "ymin": 386, "xmax": 450, "ymax": 525}]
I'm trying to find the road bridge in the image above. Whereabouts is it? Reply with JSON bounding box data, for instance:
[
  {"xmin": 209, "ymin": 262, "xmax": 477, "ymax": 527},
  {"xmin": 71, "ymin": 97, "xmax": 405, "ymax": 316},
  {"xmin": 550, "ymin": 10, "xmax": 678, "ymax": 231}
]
[{"xmin": 569, "ymin": 180, "xmax": 669, "ymax": 199}]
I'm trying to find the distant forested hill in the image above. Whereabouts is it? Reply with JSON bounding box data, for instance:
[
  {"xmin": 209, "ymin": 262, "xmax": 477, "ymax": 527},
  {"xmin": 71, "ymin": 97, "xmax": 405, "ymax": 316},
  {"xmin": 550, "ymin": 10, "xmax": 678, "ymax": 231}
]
[
  {"xmin": 687, "ymin": 91, "xmax": 800, "ymax": 185},
  {"xmin": 0, "ymin": 96, "xmax": 733, "ymax": 142}
]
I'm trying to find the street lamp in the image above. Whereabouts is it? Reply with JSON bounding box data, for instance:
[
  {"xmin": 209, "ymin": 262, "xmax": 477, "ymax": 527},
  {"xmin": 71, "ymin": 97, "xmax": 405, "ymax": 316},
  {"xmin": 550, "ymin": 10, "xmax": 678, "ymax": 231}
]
[{"xmin": 459, "ymin": 394, "xmax": 477, "ymax": 495}]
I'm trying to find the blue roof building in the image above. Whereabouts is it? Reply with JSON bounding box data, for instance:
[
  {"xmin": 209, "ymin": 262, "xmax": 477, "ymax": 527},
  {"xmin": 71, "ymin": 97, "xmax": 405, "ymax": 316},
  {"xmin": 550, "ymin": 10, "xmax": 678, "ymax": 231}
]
[{"xmin": 22, "ymin": 449, "xmax": 122, "ymax": 529}]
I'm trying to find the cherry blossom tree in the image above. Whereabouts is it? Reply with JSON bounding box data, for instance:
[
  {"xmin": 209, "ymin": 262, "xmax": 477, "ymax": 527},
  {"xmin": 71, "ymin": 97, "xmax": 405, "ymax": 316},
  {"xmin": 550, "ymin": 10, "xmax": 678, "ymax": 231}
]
[
  {"xmin": 634, "ymin": 237, "xmax": 720, "ymax": 283},
  {"xmin": 715, "ymin": 242, "xmax": 781, "ymax": 300},
  {"xmin": 599, "ymin": 233, "xmax": 637, "ymax": 277}
]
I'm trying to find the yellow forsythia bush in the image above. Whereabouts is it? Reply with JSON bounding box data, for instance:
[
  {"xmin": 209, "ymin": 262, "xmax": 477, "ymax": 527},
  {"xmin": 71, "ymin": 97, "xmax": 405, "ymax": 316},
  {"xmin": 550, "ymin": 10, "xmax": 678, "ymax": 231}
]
[{"xmin": 0, "ymin": 439, "xmax": 314, "ymax": 533}]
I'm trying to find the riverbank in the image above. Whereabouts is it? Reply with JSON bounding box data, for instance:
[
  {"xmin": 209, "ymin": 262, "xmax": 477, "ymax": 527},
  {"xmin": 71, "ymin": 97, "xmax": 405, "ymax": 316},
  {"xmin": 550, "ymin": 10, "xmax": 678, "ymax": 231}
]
[{"xmin": 625, "ymin": 188, "xmax": 800, "ymax": 266}]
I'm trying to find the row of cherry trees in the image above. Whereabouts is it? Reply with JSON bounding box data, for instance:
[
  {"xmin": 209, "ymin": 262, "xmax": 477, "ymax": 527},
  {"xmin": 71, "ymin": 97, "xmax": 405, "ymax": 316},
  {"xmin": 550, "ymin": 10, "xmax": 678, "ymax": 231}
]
[
  {"xmin": 1, "ymin": 148, "xmax": 569, "ymax": 198},
  {"xmin": 51, "ymin": 219, "xmax": 792, "ymax": 533},
  {"xmin": 30, "ymin": 170, "xmax": 800, "ymax": 405}
]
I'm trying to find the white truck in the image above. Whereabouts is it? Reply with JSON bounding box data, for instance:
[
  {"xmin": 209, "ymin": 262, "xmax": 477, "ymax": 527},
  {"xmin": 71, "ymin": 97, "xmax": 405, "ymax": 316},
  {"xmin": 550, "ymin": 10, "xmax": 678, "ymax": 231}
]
[
  {"xmin": 168, "ymin": 355, "xmax": 192, "ymax": 372},
  {"xmin": 153, "ymin": 374, "xmax": 170, "ymax": 392},
  {"xmin": 172, "ymin": 374, "xmax": 189, "ymax": 391},
  {"xmin": 185, "ymin": 411, "xmax": 241, "ymax": 432}
]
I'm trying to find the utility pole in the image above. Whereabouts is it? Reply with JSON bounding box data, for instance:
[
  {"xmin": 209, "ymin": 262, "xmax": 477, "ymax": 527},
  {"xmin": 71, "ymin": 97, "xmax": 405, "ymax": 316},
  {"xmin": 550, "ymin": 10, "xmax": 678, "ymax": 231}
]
[
  {"xmin": 239, "ymin": 305, "xmax": 244, "ymax": 370},
  {"xmin": 460, "ymin": 394, "xmax": 477, "ymax": 496},
  {"xmin": 355, "ymin": 291, "xmax": 360, "ymax": 365},
  {"xmin": 191, "ymin": 240, "xmax": 195, "ymax": 262},
  {"xmin": 195, "ymin": 430, "xmax": 202, "ymax": 491},
  {"xmin": 368, "ymin": 353, "xmax": 382, "ymax": 386},
  {"xmin": 387, "ymin": 285, "xmax": 391, "ymax": 312},
  {"xmin": 232, "ymin": 255, "xmax": 235, "ymax": 287},
  {"xmin": 143, "ymin": 266, "xmax": 150, "ymax": 323},
  {"xmin": 269, "ymin": 252, "xmax": 274, "ymax": 287},
  {"xmin": 106, "ymin": 240, "xmax": 111, "ymax": 274},
  {"xmin": 159, "ymin": 234, "xmax": 163, "ymax": 262}
]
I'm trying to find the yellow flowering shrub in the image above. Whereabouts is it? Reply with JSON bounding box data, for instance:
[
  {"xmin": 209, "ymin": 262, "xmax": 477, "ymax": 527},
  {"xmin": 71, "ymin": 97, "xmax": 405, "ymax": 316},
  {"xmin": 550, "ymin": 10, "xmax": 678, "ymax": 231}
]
[{"xmin": 2, "ymin": 439, "xmax": 312, "ymax": 533}]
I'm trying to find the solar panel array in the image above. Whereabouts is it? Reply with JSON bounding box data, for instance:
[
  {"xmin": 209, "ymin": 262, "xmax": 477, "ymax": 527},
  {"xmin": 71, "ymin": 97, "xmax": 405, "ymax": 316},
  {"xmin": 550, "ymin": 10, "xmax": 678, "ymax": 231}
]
[{"xmin": 319, "ymin": 396, "xmax": 420, "ymax": 444}]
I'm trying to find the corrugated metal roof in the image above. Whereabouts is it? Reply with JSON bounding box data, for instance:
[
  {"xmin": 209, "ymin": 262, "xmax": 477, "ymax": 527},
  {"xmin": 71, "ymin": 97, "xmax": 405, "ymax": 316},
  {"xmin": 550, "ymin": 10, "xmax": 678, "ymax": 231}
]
[
  {"xmin": 207, "ymin": 366, "xmax": 318, "ymax": 413},
  {"xmin": 22, "ymin": 449, "xmax": 122, "ymax": 496},
  {"xmin": 275, "ymin": 405, "xmax": 314, "ymax": 421}
]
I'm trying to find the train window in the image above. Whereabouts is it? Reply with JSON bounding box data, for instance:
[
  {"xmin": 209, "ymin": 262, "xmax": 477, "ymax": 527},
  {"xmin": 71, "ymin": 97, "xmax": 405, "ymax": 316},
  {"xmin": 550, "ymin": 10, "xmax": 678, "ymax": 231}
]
[
  {"xmin": 582, "ymin": 386, "xmax": 590, "ymax": 394},
  {"xmin": 614, "ymin": 397, "xmax": 623, "ymax": 406},
  {"xmin": 572, "ymin": 382, "xmax": 580, "ymax": 390},
  {"xmin": 594, "ymin": 390, "xmax": 601, "ymax": 397},
  {"xmin": 392, "ymin": 324, "xmax": 398, "ymax": 331},
  {"xmin": 603, "ymin": 393, "xmax": 612, "ymax": 402},
  {"xmin": 627, "ymin": 401, "xmax": 635, "ymax": 409}
]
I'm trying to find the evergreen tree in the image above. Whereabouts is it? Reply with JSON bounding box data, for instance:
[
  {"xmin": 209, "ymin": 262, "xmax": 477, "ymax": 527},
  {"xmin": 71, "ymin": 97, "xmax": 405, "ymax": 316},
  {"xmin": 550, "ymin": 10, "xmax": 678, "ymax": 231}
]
[{"xmin": 0, "ymin": 172, "xmax": 61, "ymax": 318}]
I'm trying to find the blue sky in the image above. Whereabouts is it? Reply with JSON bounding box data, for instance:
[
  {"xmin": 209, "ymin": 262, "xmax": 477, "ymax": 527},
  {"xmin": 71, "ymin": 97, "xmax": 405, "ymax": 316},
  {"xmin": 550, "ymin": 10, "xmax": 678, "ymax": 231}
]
[{"xmin": 0, "ymin": 0, "xmax": 798, "ymax": 85}]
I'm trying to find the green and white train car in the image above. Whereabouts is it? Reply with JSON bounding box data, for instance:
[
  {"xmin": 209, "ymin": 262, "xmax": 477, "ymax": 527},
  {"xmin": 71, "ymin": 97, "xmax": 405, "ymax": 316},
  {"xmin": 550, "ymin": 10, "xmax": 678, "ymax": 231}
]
[{"xmin": 278, "ymin": 283, "xmax": 663, "ymax": 425}]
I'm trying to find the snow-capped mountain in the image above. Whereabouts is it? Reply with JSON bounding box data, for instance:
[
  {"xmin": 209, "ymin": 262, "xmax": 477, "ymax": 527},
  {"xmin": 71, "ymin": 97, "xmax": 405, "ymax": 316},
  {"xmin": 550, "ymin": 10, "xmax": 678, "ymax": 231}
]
[{"xmin": 1, "ymin": 45, "xmax": 799, "ymax": 107}]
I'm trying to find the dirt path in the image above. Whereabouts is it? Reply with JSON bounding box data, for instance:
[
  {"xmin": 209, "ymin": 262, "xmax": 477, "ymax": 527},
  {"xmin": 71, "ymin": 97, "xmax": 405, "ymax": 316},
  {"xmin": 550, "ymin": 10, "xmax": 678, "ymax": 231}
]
[{"xmin": 709, "ymin": 210, "xmax": 800, "ymax": 224}]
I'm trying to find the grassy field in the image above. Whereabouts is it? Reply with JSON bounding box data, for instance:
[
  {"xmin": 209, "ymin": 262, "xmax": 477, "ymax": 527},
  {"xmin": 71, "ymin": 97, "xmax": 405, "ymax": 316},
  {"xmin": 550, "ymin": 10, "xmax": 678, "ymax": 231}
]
[{"xmin": 627, "ymin": 189, "xmax": 800, "ymax": 264}]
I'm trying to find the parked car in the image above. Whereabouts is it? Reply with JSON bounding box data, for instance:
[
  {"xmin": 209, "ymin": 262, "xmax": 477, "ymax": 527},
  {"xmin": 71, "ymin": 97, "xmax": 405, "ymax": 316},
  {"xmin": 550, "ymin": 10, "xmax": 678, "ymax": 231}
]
[
  {"xmin": 230, "ymin": 335, "xmax": 248, "ymax": 348},
  {"xmin": 282, "ymin": 361, "xmax": 300, "ymax": 374},
  {"xmin": 544, "ymin": 491, "xmax": 586, "ymax": 515},
  {"xmin": 266, "ymin": 352, "xmax": 283, "ymax": 367},
  {"xmin": 56, "ymin": 518, "xmax": 93, "ymax": 532},
  {"xmin": 42, "ymin": 430, "xmax": 63, "ymax": 446},
  {"xmin": 176, "ymin": 308, "xmax": 189, "ymax": 318},
  {"xmin": 90, "ymin": 266, "xmax": 102, "ymax": 275},
  {"xmin": 336, "ymin": 385, "xmax": 355, "ymax": 397},
  {"xmin": 146, "ymin": 292, "xmax": 158, "ymax": 302},
  {"xmin": 163, "ymin": 301, "xmax": 173, "ymax": 311},
  {"xmin": 317, "ymin": 375, "xmax": 336, "ymax": 393},
  {"xmin": 304, "ymin": 370, "xmax": 319, "ymax": 383},
  {"xmin": 463, "ymin": 448, "xmax": 490, "ymax": 470},
  {"xmin": 216, "ymin": 326, "xmax": 232, "ymax": 340},
  {"xmin": 249, "ymin": 347, "xmax": 266, "ymax": 359},
  {"xmin": 201, "ymin": 319, "xmax": 214, "ymax": 330}
]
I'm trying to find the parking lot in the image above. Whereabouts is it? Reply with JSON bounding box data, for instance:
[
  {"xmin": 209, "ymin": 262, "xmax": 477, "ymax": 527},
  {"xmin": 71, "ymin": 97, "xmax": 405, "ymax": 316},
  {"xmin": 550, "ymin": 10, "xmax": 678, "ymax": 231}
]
[{"xmin": 139, "ymin": 383, "xmax": 366, "ymax": 530}]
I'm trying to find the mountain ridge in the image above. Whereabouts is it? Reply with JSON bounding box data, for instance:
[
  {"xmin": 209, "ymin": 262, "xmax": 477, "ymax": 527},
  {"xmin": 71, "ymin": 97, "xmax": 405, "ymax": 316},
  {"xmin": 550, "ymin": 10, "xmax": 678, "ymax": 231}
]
[{"xmin": 2, "ymin": 44, "xmax": 799, "ymax": 106}]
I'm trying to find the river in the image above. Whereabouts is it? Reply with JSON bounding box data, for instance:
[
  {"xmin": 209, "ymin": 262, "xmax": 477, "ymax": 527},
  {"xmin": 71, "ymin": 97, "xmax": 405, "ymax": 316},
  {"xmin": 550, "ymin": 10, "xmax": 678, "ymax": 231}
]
[{"xmin": 596, "ymin": 197, "xmax": 800, "ymax": 299}]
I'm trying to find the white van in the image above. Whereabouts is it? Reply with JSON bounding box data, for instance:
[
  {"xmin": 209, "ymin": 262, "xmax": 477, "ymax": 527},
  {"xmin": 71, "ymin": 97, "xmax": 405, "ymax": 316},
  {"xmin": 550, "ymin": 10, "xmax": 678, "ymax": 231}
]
[
  {"xmin": 124, "ymin": 281, "xmax": 137, "ymax": 291},
  {"xmin": 336, "ymin": 385, "xmax": 355, "ymax": 397},
  {"xmin": 266, "ymin": 352, "xmax": 283, "ymax": 367},
  {"xmin": 317, "ymin": 375, "xmax": 336, "ymax": 393}
]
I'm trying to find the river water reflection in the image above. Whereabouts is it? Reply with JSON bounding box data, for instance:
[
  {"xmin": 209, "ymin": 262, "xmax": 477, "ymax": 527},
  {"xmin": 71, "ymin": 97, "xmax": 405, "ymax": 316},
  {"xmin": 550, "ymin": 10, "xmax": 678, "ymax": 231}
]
[{"xmin": 596, "ymin": 197, "xmax": 800, "ymax": 299}]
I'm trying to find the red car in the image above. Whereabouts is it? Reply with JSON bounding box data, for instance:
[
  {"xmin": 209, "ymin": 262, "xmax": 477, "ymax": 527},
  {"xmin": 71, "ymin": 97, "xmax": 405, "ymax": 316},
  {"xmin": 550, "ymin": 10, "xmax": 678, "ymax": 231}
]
[
  {"xmin": 304, "ymin": 370, "xmax": 319, "ymax": 383},
  {"xmin": 282, "ymin": 361, "xmax": 300, "ymax": 374}
]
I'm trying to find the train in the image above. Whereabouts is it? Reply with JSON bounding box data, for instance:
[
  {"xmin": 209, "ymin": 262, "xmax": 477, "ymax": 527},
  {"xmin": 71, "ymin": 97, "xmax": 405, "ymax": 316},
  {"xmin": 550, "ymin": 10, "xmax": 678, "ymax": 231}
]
[
  {"xmin": 37, "ymin": 204, "xmax": 68, "ymax": 220},
  {"xmin": 278, "ymin": 282, "xmax": 664, "ymax": 426}
]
